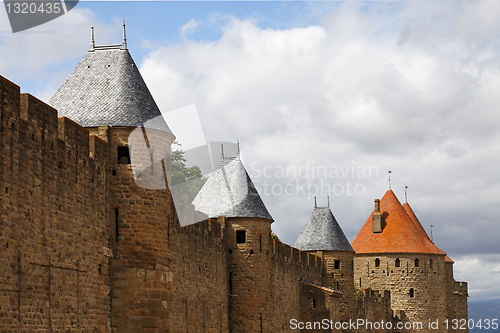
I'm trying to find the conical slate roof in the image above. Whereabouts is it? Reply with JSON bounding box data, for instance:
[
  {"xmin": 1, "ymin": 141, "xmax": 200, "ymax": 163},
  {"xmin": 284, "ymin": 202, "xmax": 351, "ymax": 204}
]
[
  {"xmin": 192, "ymin": 157, "xmax": 272, "ymax": 220},
  {"xmin": 294, "ymin": 206, "xmax": 354, "ymax": 252},
  {"xmin": 352, "ymin": 190, "xmax": 445, "ymax": 255},
  {"xmin": 50, "ymin": 44, "xmax": 172, "ymax": 133}
]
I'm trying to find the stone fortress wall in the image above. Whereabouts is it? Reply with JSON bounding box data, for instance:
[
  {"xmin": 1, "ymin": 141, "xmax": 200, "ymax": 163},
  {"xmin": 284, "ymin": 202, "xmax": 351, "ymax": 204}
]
[{"xmin": 0, "ymin": 74, "xmax": 467, "ymax": 333}]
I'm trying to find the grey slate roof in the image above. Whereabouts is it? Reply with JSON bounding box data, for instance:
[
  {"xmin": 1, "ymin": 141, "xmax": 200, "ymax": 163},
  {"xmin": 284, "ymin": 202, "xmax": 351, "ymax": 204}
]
[
  {"xmin": 49, "ymin": 45, "xmax": 172, "ymax": 133},
  {"xmin": 192, "ymin": 157, "xmax": 273, "ymax": 220},
  {"xmin": 294, "ymin": 206, "xmax": 354, "ymax": 252}
]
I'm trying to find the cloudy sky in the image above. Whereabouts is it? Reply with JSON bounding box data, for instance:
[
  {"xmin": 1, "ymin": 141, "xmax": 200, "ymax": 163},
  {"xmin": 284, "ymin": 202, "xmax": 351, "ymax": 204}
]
[{"xmin": 1, "ymin": 0, "xmax": 499, "ymax": 302}]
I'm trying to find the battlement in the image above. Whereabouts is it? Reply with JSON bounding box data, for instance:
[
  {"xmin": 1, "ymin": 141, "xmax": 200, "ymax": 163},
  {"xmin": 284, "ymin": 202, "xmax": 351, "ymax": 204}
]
[
  {"xmin": 271, "ymin": 238, "xmax": 323, "ymax": 273},
  {"xmin": 454, "ymin": 281, "xmax": 468, "ymax": 296},
  {"xmin": 1, "ymin": 75, "xmax": 109, "ymax": 168}
]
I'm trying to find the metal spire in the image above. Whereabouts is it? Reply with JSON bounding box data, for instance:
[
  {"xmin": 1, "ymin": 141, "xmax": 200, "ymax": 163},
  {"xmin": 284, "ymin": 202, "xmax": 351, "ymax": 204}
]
[
  {"xmin": 388, "ymin": 169, "xmax": 392, "ymax": 190},
  {"xmin": 314, "ymin": 197, "xmax": 317, "ymax": 208},
  {"xmin": 90, "ymin": 26, "xmax": 95, "ymax": 50},
  {"xmin": 327, "ymin": 195, "xmax": 330, "ymax": 208},
  {"xmin": 430, "ymin": 225, "xmax": 434, "ymax": 242},
  {"xmin": 405, "ymin": 185, "xmax": 408, "ymax": 203},
  {"xmin": 221, "ymin": 144, "xmax": 225, "ymax": 159},
  {"xmin": 122, "ymin": 21, "xmax": 127, "ymax": 49},
  {"xmin": 237, "ymin": 139, "xmax": 240, "ymax": 155}
]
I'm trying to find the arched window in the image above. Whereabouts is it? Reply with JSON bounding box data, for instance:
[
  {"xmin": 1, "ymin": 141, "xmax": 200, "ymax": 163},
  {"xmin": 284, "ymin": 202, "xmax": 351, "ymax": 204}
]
[
  {"xmin": 375, "ymin": 258, "xmax": 380, "ymax": 267},
  {"xmin": 414, "ymin": 258, "xmax": 420, "ymax": 267},
  {"xmin": 395, "ymin": 258, "xmax": 401, "ymax": 267}
]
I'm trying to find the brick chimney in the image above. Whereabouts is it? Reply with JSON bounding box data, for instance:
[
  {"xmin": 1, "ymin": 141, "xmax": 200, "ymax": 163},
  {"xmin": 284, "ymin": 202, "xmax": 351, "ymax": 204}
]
[{"xmin": 373, "ymin": 199, "xmax": 382, "ymax": 233}]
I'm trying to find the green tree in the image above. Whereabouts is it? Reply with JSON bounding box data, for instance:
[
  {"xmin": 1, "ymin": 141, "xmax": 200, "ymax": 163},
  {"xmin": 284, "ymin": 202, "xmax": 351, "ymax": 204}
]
[
  {"xmin": 171, "ymin": 142, "xmax": 206, "ymax": 202},
  {"xmin": 271, "ymin": 231, "xmax": 280, "ymax": 241}
]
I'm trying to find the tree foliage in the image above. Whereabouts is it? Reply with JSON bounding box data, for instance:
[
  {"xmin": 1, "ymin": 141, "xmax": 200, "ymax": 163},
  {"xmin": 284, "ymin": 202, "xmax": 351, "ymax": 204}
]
[{"xmin": 171, "ymin": 142, "xmax": 206, "ymax": 202}]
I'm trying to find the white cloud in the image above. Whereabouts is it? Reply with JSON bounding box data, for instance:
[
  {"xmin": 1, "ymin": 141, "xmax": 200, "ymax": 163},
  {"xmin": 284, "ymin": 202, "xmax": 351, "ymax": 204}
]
[
  {"xmin": 181, "ymin": 19, "xmax": 200, "ymax": 36},
  {"xmin": 140, "ymin": 1, "xmax": 500, "ymax": 301}
]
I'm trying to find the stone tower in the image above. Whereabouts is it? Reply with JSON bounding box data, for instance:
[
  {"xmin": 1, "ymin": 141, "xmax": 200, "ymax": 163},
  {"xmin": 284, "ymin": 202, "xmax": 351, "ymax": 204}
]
[
  {"xmin": 192, "ymin": 155, "xmax": 274, "ymax": 332},
  {"xmin": 352, "ymin": 190, "xmax": 467, "ymax": 333},
  {"xmin": 294, "ymin": 200, "xmax": 355, "ymax": 322},
  {"xmin": 50, "ymin": 26, "xmax": 176, "ymax": 332}
]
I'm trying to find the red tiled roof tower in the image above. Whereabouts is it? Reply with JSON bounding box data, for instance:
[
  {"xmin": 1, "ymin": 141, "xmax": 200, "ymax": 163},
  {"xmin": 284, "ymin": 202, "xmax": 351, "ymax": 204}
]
[{"xmin": 352, "ymin": 190, "xmax": 445, "ymax": 255}]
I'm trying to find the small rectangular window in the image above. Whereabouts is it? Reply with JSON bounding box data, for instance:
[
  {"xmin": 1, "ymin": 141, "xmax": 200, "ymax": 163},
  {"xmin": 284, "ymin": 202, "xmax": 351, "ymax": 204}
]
[
  {"xmin": 409, "ymin": 288, "xmax": 415, "ymax": 298},
  {"xmin": 334, "ymin": 260, "xmax": 341, "ymax": 269},
  {"xmin": 236, "ymin": 230, "xmax": 246, "ymax": 244},
  {"xmin": 117, "ymin": 146, "xmax": 131, "ymax": 164}
]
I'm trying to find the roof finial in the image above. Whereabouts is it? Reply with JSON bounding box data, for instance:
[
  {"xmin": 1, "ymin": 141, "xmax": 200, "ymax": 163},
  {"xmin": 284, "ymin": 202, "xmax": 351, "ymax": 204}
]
[
  {"xmin": 314, "ymin": 197, "xmax": 317, "ymax": 208},
  {"xmin": 430, "ymin": 224, "xmax": 434, "ymax": 242},
  {"xmin": 237, "ymin": 139, "xmax": 240, "ymax": 155},
  {"xmin": 90, "ymin": 26, "xmax": 95, "ymax": 50},
  {"xmin": 388, "ymin": 169, "xmax": 392, "ymax": 190},
  {"xmin": 221, "ymin": 143, "xmax": 225, "ymax": 159},
  {"xmin": 405, "ymin": 185, "xmax": 408, "ymax": 203},
  {"xmin": 327, "ymin": 195, "xmax": 330, "ymax": 208},
  {"xmin": 122, "ymin": 20, "xmax": 127, "ymax": 49}
]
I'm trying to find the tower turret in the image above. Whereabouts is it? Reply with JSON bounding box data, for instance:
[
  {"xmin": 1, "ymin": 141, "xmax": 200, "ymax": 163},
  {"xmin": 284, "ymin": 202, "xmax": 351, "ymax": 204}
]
[
  {"xmin": 294, "ymin": 199, "xmax": 355, "ymax": 321},
  {"xmin": 50, "ymin": 28, "xmax": 175, "ymax": 331},
  {"xmin": 193, "ymin": 155, "xmax": 273, "ymax": 332},
  {"xmin": 352, "ymin": 190, "xmax": 451, "ymax": 333}
]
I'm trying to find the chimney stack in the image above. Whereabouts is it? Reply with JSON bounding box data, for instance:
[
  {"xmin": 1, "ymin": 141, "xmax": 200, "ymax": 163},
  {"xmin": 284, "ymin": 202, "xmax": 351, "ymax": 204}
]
[{"xmin": 373, "ymin": 199, "xmax": 382, "ymax": 233}]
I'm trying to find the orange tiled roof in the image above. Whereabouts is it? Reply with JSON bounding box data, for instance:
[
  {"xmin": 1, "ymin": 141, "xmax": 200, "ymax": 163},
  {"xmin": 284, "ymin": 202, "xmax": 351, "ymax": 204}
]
[
  {"xmin": 445, "ymin": 255, "xmax": 454, "ymax": 263},
  {"xmin": 403, "ymin": 202, "xmax": 431, "ymax": 241},
  {"xmin": 352, "ymin": 190, "xmax": 445, "ymax": 255}
]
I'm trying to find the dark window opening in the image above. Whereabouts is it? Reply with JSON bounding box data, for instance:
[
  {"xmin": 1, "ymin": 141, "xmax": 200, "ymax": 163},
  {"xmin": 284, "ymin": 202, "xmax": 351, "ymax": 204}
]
[
  {"xmin": 312, "ymin": 299, "xmax": 316, "ymax": 309},
  {"xmin": 375, "ymin": 258, "xmax": 380, "ymax": 267},
  {"xmin": 336, "ymin": 282, "xmax": 340, "ymax": 290},
  {"xmin": 229, "ymin": 272, "xmax": 233, "ymax": 294},
  {"xmin": 395, "ymin": 258, "xmax": 401, "ymax": 267},
  {"xmin": 250, "ymin": 250, "xmax": 254, "ymax": 255},
  {"xmin": 415, "ymin": 258, "xmax": 420, "ymax": 267},
  {"xmin": 259, "ymin": 235, "xmax": 262, "ymax": 252},
  {"xmin": 334, "ymin": 260, "xmax": 341, "ymax": 269},
  {"xmin": 409, "ymin": 288, "xmax": 415, "ymax": 298},
  {"xmin": 117, "ymin": 146, "xmax": 131, "ymax": 164},
  {"xmin": 429, "ymin": 259, "xmax": 433, "ymax": 269},
  {"xmin": 236, "ymin": 230, "xmax": 246, "ymax": 244},
  {"xmin": 115, "ymin": 208, "xmax": 119, "ymax": 240},
  {"xmin": 359, "ymin": 278, "xmax": 362, "ymax": 288},
  {"xmin": 260, "ymin": 314, "xmax": 263, "ymax": 333}
]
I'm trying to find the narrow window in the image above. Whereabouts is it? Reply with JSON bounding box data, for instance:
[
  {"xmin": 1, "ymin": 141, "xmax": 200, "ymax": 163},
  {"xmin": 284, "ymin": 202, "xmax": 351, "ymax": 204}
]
[
  {"xmin": 395, "ymin": 258, "xmax": 401, "ymax": 267},
  {"xmin": 415, "ymin": 258, "xmax": 420, "ymax": 267},
  {"xmin": 359, "ymin": 278, "xmax": 362, "ymax": 288},
  {"xmin": 229, "ymin": 272, "xmax": 233, "ymax": 294},
  {"xmin": 409, "ymin": 288, "xmax": 415, "ymax": 298},
  {"xmin": 236, "ymin": 230, "xmax": 246, "ymax": 244},
  {"xmin": 115, "ymin": 208, "xmax": 119, "ymax": 240},
  {"xmin": 259, "ymin": 235, "xmax": 262, "ymax": 252},
  {"xmin": 260, "ymin": 314, "xmax": 263, "ymax": 333},
  {"xmin": 375, "ymin": 258, "xmax": 380, "ymax": 267},
  {"xmin": 429, "ymin": 259, "xmax": 433, "ymax": 269},
  {"xmin": 117, "ymin": 146, "xmax": 131, "ymax": 164},
  {"xmin": 312, "ymin": 299, "xmax": 316, "ymax": 309},
  {"xmin": 336, "ymin": 281, "xmax": 340, "ymax": 290},
  {"xmin": 334, "ymin": 260, "xmax": 341, "ymax": 269}
]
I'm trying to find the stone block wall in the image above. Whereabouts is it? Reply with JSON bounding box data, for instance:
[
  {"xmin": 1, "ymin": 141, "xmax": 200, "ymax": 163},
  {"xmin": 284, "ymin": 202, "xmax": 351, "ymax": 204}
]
[
  {"xmin": 0, "ymin": 75, "xmax": 110, "ymax": 332},
  {"xmin": 355, "ymin": 254, "xmax": 448, "ymax": 333}
]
